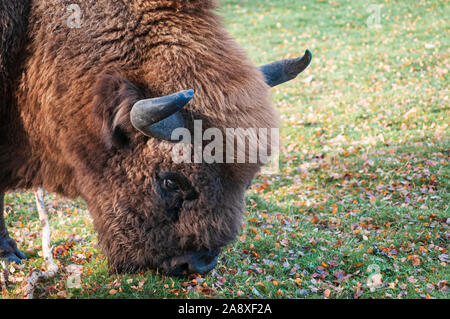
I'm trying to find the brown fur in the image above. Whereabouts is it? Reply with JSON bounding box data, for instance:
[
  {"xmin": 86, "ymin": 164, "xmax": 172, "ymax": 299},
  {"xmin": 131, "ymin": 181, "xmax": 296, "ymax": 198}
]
[
  {"xmin": 0, "ymin": 0, "xmax": 31, "ymax": 190},
  {"xmin": 0, "ymin": 0, "xmax": 279, "ymax": 273},
  {"xmin": 0, "ymin": 0, "xmax": 30, "ymax": 96}
]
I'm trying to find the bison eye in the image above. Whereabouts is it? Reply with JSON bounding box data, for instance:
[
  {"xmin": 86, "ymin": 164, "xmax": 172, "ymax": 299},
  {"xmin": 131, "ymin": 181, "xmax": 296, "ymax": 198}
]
[{"xmin": 163, "ymin": 178, "xmax": 179, "ymax": 191}]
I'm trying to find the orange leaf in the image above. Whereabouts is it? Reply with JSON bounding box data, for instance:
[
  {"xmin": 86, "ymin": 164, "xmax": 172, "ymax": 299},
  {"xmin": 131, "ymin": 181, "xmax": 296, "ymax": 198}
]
[
  {"xmin": 408, "ymin": 255, "xmax": 421, "ymax": 266},
  {"xmin": 312, "ymin": 215, "xmax": 319, "ymax": 224},
  {"xmin": 109, "ymin": 289, "xmax": 118, "ymax": 295},
  {"xmin": 276, "ymin": 289, "xmax": 284, "ymax": 297}
]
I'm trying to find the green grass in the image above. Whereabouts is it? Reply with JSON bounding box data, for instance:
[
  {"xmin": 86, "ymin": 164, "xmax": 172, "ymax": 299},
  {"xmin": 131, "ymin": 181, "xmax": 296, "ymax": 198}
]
[{"xmin": 1, "ymin": 0, "xmax": 449, "ymax": 299}]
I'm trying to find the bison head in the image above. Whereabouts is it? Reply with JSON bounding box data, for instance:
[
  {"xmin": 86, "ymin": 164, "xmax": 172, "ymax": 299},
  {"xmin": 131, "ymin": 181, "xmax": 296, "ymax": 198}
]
[{"xmin": 79, "ymin": 51, "xmax": 311, "ymax": 276}]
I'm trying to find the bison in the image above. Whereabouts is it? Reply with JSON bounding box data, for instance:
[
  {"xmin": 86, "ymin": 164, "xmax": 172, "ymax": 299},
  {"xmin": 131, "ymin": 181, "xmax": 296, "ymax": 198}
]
[{"xmin": 0, "ymin": 0, "xmax": 311, "ymax": 276}]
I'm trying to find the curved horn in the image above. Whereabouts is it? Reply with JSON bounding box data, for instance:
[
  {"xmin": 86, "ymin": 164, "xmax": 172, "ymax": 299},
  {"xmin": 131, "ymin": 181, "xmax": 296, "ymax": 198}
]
[
  {"xmin": 130, "ymin": 89, "xmax": 194, "ymax": 141},
  {"xmin": 260, "ymin": 49, "xmax": 312, "ymax": 87}
]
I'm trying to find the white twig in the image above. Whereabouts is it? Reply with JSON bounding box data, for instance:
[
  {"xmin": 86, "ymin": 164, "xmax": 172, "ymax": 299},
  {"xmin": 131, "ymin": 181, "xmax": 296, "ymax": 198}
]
[
  {"xmin": 23, "ymin": 189, "xmax": 59, "ymax": 299},
  {"xmin": 1, "ymin": 261, "xmax": 8, "ymax": 293}
]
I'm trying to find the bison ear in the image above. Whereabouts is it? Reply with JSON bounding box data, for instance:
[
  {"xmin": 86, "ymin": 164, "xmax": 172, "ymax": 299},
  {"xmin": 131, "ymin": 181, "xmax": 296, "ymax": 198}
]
[{"xmin": 91, "ymin": 72, "xmax": 141, "ymax": 149}]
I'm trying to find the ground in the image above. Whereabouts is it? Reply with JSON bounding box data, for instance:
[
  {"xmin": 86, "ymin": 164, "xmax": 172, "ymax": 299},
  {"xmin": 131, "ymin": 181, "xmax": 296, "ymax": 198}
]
[{"xmin": 1, "ymin": 0, "xmax": 448, "ymax": 299}]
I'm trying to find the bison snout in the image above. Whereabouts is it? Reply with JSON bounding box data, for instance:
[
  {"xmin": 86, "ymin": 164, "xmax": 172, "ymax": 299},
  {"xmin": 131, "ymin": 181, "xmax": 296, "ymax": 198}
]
[{"xmin": 165, "ymin": 249, "xmax": 221, "ymax": 277}]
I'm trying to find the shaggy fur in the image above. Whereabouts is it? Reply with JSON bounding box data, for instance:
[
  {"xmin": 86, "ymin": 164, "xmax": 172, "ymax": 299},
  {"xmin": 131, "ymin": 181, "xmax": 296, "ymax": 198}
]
[
  {"xmin": 0, "ymin": 0, "xmax": 30, "ymax": 96},
  {"xmin": 0, "ymin": 1, "xmax": 31, "ymax": 190},
  {"xmin": 0, "ymin": 0, "xmax": 279, "ymax": 273}
]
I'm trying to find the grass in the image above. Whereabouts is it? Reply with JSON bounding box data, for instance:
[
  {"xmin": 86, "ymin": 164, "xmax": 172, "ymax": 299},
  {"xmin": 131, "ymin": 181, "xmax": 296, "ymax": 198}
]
[{"xmin": 1, "ymin": 0, "xmax": 449, "ymax": 299}]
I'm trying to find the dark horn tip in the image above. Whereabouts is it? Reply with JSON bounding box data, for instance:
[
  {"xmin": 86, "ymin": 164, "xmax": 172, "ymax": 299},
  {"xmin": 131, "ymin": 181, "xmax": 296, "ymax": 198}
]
[
  {"xmin": 183, "ymin": 89, "xmax": 195, "ymax": 98},
  {"xmin": 304, "ymin": 49, "xmax": 312, "ymax": 64},
  {"xmin": 295, "ymin": 49, "xmax": 312, "ymax": 68},
  {"xmin": 259, "ymin": 49, "xmax": 312, "ymax": 87},
  {"xmin": 130, "ymin": 89, "xmax": 195, "ymax": 140},
  {"xmin": 287, "ymin": 49, "xmax": 312, "ymax": 77},
  {"xmin": 178, "ymin": 89, "xmax": 195, "ymax": 106}
]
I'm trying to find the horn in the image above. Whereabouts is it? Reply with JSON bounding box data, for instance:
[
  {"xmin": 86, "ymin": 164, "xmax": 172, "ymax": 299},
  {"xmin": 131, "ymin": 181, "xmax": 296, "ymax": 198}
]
[
  {"xmin": 130, "ymin": 89, "xmax": 194, "ymax": 141},
  {"xmin": 260, "ymin": 49, "xmax": 312, "ymax": 87}
]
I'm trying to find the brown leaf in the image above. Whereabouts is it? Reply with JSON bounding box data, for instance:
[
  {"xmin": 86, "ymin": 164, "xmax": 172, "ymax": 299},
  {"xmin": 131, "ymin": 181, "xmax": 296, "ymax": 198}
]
[
  {"xmin": 312, "ymin": 215, "xmax": 319, "ymax": 224},
  {"xmin": 408, "ymin": 255, "xmax": 421, "ymax": 266}
]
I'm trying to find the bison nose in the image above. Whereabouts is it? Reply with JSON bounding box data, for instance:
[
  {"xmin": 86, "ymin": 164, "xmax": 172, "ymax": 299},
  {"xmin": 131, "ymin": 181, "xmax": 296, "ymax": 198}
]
[{"xmin": 168, "ymin": 249, "xmax": 221, "ymax": 277}]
